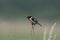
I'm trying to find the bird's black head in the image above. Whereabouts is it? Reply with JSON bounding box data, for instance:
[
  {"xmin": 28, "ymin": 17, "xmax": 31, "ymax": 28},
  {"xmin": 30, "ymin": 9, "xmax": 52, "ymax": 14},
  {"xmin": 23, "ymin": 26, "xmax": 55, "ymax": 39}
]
[{"xmin": 27, "ymin": 16, "xmax": 32, "ymax": 19}]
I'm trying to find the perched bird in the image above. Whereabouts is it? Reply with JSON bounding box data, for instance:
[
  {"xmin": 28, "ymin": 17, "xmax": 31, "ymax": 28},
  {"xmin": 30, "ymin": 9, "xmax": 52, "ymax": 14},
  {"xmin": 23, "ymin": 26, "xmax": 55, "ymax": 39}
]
[
  {"xmin": 27, "ymin": 16, "xmax": 42, "ymax": 26},
  {"xmin": 27, "ymin": 16, "xmax": 42, "ymax": 35}
]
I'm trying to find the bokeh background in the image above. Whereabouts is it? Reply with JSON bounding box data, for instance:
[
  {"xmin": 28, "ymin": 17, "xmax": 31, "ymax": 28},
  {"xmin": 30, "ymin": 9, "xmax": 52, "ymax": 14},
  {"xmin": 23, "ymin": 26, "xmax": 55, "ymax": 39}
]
[{"xmin": 0, "ymin": 0, "xmax": 60, "ymax": 40}]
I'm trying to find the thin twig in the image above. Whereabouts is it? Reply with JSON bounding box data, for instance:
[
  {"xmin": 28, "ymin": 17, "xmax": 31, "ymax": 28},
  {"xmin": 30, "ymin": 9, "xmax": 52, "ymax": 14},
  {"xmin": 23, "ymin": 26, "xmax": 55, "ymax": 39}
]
[{"xmin": 43, "ymin": 26, "xmax": 48, "ymax": 40}]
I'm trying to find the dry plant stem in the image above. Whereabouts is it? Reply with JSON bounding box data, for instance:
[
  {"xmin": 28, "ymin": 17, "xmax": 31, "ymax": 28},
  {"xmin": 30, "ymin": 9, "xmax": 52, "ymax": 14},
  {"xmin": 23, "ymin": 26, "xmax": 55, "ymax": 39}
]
[
  {"xmin": 31, "ymin": 25, "xmax": 35, "ymax": 40},
  {"xmin": 43, "ymin": 26, "xmax": 48, "ymax": 40},
  {"xmin": 48, "ymin": 23, "xmax": 56, "ymax": 40}
]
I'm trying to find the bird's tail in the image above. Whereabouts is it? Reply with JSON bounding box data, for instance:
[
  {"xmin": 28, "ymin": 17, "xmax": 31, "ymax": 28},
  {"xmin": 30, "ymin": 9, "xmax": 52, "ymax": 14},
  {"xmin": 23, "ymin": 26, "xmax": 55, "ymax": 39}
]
[{"xmin": 37, "ymin": 23, "xmax": 42, "ymax": 26}]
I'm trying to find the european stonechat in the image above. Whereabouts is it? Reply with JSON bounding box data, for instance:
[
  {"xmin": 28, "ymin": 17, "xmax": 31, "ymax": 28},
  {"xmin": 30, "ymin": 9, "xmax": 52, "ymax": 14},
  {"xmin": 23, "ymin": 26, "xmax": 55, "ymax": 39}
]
[{"xmin": 27, "ymin": 16, "xmax": 42, "ymax": 26}]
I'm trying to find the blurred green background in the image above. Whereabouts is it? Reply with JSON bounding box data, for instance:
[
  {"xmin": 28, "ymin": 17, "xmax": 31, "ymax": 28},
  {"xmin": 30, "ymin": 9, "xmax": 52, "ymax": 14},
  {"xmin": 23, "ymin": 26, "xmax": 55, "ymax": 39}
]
[
  {"xmin": 0, "ymin": 0, "xmax": 60, "ymax": 40},
  {"xmin": 0, "ymin": 0, "xmax": 60, "ymax": 20}
]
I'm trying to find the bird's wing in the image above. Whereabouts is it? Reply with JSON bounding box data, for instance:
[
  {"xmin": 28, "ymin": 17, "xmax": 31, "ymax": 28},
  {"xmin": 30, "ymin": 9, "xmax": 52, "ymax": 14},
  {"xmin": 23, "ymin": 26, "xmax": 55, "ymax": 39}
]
[{"xmin": 32, "ymin": 17, "xmax": 38, "ymax": 22}]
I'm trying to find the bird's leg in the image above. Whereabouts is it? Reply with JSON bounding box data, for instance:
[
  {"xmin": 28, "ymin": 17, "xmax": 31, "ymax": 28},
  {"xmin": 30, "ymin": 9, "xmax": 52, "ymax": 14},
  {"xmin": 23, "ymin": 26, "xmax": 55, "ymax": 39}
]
[
  {"xmin": 32, "ymin": 25, "xmax": 34, "ymax": 35},
  {"xmin": 31, "ymin": 25, "xmax": 35, "ymax": 40}
]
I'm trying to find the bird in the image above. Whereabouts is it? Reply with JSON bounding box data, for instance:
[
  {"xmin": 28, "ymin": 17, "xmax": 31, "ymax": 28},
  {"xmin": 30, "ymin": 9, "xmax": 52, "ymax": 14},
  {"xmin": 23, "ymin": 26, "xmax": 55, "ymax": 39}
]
[
  {"xmin": 27, "ymin": 16, "xmax": 42, "ymax": 35},
  {"xmin": 27, "ymin": 16, "xmax": 42, "ymax": 26}
]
